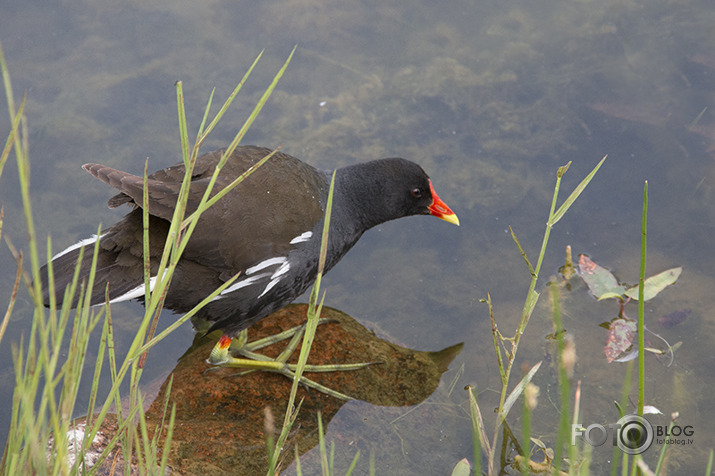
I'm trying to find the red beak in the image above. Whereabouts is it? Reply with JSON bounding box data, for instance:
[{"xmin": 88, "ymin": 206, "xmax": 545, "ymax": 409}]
[{"xmin": 427, "ymin": 180, "xmax": 460, "ymax": 226}]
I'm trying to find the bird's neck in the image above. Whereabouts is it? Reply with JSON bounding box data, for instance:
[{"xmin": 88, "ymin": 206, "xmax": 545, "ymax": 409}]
[{"xmin": 332, "ymin": 163, "xmax": 397, "ymax": 233}]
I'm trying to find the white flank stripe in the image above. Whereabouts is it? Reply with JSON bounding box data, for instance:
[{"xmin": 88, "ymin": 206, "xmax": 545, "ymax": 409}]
[
  {"xmin": 272, "ymin": 260, "xmax": 291, "ymax": 279},
  {"xmin": 246, "ymin": 257, "xmax": 287, "ymax": 275},
  {"xmin": 217, "ymin": 272, "xmax": 272, "ymax": 297},
  {"xmin": 258, "ymin": 278, "xmax": 281, "ymax": 298},
  {"xmin": 289, "ymin": 231, "xmax": 313, "ymax": 244},
  {"xmin": 52, "ymin": 233, "xmax": 106, "ymax": 260},
  {"xmin": 257, "ymin": 260, "xmax": 291, "ymax": 298},
  {"xmin": 214, "ymin": 256, "xmax": 292, "ymax": 301}
]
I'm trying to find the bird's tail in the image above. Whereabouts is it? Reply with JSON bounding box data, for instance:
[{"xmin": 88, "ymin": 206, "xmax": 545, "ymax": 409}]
[{"xmin": 40, "ymin": 234, "xmax": 144, "ymax": 308}]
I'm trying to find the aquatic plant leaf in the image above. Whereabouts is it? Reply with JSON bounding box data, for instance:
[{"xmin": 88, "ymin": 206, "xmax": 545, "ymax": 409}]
[
  {"xmin": 450, "ymin": 458, "xmax": 471, "ymax": 476},
  {"xmin": 605, "ymin": 318, "xmax": 636, "ymax": 363},
  {"xmin": 598, "ymin": 291, "xmax": 625, "ymax": 301},
  {"xmin": 624, "ymin": 267, "xmax": 682, "ymax": 301},
  {"xmin": 578, "ymin": 255, "xmax": 626, "ymax": 299}
]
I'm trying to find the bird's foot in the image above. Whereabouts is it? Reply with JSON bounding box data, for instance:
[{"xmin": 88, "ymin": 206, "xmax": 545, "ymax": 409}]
[{"xmin": 205, "ymin": 321, "xmax": 374, "ymax": 400}]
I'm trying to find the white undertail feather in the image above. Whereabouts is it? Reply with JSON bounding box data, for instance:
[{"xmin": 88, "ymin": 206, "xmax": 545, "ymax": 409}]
[
  {"xmin": 107, "ymin": 276, "xmax": 159, "ymax": 304},
  {"xmin": 52, "ymin": 234, "xmax": 106, "ymax": 261}
]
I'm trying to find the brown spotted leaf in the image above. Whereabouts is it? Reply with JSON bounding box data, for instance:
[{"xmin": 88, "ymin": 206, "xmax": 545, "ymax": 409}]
[
  {"xmin": 578, "ymin": 254, "xmax": 626, "ymax": 300},
  {"xmin": 605, "ymin": 318, "xmax": 636, "ymax": 363}
]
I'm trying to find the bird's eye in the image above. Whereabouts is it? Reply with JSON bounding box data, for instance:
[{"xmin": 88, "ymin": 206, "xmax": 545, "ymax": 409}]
[{"xmin": 411, "ymin": 188, "xmax": 422, "ymax": 198}]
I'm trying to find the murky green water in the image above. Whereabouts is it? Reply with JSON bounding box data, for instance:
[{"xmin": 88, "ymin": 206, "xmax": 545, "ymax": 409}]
[{"xmin": 1, "ymin": 0, "xmax": 714, "ymax": 473}]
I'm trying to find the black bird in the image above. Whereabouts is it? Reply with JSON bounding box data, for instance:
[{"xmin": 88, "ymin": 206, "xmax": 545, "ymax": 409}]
[{"xmin": 41, "ymin": 146, "xmax": 459, "ymax": 382}]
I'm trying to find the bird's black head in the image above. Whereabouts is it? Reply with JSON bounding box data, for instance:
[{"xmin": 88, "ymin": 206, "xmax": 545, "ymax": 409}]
[{"xmin": 335, "ymin": 157, "xmax": 459, "ymax": 230}]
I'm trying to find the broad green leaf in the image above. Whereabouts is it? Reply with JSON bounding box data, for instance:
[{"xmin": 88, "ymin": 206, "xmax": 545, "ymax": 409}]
[
  {"xmin": 450, "ymin": 458, "xmax": 471, "ymax": 476},
  {"xmin": 624, "ymin": 267, "xmax": 682, "ymax": 301},
  {"xmin": 598, "ymin": 291, "xmax": 625, "ymax": 301},
  {"xmin": 578, "ymin": 254, "xmax": 626, "ymax": 299}
]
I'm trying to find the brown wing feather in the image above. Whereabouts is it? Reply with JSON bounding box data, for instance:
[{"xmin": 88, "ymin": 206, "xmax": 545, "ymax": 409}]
[
  {"xmin": 82, "ymin": 163, "xmax": 182, "ymax": 219},
  {"xmin": 81, "ymin": 146, "xmax": 327, "ymax": 283},
  {"xmin": 178, "ymin": 147, "xmax": 328, "ymax": 273}
]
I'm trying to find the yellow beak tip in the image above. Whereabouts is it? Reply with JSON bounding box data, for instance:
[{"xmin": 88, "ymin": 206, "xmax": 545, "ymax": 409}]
[{"xmin": 440, "ymin": 213, "xmax": 460, "ymax": 226}]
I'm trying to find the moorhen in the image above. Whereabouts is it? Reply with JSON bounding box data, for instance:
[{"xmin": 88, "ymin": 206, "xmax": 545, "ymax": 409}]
[{"xmin": 41, "ymin": 146, "xmax": 459, "ymax": 395}]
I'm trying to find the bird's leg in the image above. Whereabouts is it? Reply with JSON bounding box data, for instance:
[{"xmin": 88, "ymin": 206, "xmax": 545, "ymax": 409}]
[
  {"xmin": 236, "ymin": 323, "xmax": 373, "ymax": 373},
  {"xmin": 205, "ymin": 322, "xmax": 374, "ymax": 400},
  {"xmin": 238, "ymin": 318, "xmax": 335, "ymax": 352}
]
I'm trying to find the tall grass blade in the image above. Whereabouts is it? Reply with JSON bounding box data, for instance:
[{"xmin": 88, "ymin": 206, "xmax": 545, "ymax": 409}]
[
  {"xmin": 176, "ymin": 80, "xmax": 190, "ymax": 166},
  {"xmin": 550, "ymin": 155, "xmax": 607, "ymax": 225},
  {"xmin": 0, "ymin": 251, "xmax": 22, "ymax": 346},
  {"xmin": 344, "ymin": 449, "xmax": 361, "ymax": 476},
  {"xmin": 197, "ymin": 50, "xmax": 264, "ymax": 145},
  {"xmin": 0, "ymin": 92, "xmax": 24, "ymax": 179},
  {"xmin": 637, "ymin": 181, "xmax": 647, "ymax": 415},
  {"xmin": 317, "ymin": 412, "xmax": 329, "ymax": 476},
  {"xmin": 549, "ymin": 283, "xmax": 571, "ymax": 473},
  {"xmin": 159, "ymin": 404, "xmax": 176, "ymax": 474},
  {"xmin": 467, "ymin": 386, "xmax": 486, "ymax": 476},
  {"xmin": 269, "ymin": 171, "xmax": 336, "ymax": 474}
]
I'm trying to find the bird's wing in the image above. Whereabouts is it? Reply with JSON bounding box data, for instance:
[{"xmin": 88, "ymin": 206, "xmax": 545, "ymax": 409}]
[{"xmin": 83, "ymin": 146, "xmax": 328, "ymax": 280}]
